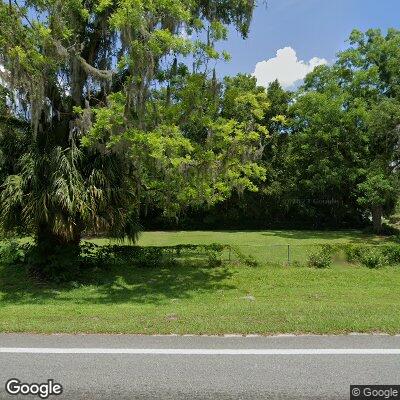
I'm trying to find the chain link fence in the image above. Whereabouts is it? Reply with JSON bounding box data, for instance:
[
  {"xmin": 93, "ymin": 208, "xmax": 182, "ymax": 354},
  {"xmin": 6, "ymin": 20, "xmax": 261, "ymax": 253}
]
[
  {"xmin": 226, "ymin": 244, "xmax": 324, "ymax": 266},
  {"xmin": 131, "ymin": 243, "xmax": 399, "ymax": 267},
  {"xmin": 224, "ymin": 242, "xmax": 400, "ymax": 267}
]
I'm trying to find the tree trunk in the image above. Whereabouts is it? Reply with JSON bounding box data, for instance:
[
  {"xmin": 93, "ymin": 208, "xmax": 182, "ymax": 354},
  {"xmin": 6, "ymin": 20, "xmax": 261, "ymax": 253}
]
[
  {"xmin": 32, "ymin": 223, "xmax": 83, "ymax": 280},
  {"xmin": 372, "ymin": 205, "xmax": 383, "ymax": 233}
]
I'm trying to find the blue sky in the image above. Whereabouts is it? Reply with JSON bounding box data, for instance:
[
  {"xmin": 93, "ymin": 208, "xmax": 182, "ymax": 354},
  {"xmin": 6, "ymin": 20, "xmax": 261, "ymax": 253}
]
[{"xmin": 214, "ymin": 0, "xmax": 400, "ymax": 88}]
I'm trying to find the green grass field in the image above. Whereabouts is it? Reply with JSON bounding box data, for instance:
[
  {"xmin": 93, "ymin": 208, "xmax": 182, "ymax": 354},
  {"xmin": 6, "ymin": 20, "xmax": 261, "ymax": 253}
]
[
  {"xmin": 92, "ymin": 229, "xmax": 393, "ymax": 265},
  {"xmin": 0, "ymin": 230, "xmax": 399, "ymax": 334}
]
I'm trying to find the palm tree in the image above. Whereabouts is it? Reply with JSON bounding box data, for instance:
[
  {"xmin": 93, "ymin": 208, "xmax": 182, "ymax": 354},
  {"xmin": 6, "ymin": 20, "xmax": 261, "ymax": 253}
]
[{"xmin": 1, "ymin": 115, "xmax": 140, "ymax": 267}]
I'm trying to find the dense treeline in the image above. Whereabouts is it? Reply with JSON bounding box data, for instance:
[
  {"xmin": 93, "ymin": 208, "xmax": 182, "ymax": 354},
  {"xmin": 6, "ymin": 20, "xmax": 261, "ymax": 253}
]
[{"xmin": 144, "ymin": 29, "xmax": 400, "ymax": 232}]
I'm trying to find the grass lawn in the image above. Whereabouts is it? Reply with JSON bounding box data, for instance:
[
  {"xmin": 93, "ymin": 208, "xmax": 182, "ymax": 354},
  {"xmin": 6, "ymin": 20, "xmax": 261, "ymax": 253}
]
[
  {"xmin": 0, "ymin": 230, "xmax": 399, "ymax": 334},
  {"xmin": 92, "ymin": 229, "xmax": 394, "ymax": 265}
]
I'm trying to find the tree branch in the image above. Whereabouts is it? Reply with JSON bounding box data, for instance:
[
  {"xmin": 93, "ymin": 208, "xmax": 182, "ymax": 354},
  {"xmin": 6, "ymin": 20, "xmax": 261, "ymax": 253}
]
[
  {"xmin": 53, "ymin": 40, "xmax": 113, "ymax": 82},
  {"xmin": 76, "ymin": 55, "xmax": 113, "ymax": 81}
]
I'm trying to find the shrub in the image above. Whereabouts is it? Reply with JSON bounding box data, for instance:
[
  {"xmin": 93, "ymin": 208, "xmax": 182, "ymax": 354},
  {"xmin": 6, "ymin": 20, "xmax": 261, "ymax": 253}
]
[
  {"xmin": 0, "ymin": 239, "xmax": 26, "ymax": 265},
  {"xmin": 231, "ymin": 247, "xmax": 259, "ymax": 267},
  {"xmin": 381, "ymin": 223, "xmax": 400, "ymax": 236},
  {"xmin": 24, "ymin": 243, "xmax": 83, "ymax": 282},
  {"xmin": 97, "ymin": 245, "xmax": 171, "ymax": 268},
  {"xmin": 381, "ymin": 245, "xmax": 400, "ymax": 265},
  {"xmin": 307, "ymin": 245, "xmax": 332, "ymax": 269},
  {"xmin": 360, "ymin": 249, "xmax": 386, "ymax": 269},
  {"xmin": 82, "ymin": 243, "xmax": 229, "ymax": 270},
  {"xmin": 342, "ymin": 244, "xmax": 400, "ymax": 267},
  {"xmin": 0, "ymin": 241, "xmax": 231, "ymax": 282},
  {"xmin": 136, "ymin": 247, "xmax": 166, "ymax": 268},
  {"xmin": 206, "ymin": 250, "xmax": 223, "ymax": 267},
  {"xmin": 344, "ymin": 245, "xmax": 365, "ymax": 263}
]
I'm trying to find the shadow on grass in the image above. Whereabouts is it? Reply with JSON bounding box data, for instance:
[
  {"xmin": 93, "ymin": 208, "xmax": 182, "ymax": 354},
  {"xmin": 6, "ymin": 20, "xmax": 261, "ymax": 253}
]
[
  {"xmin": 0, "ymin": 261, "xmax": 235, "ymax": 306},
  {"xmin": 262, "ymin": 230, "xmax": 395, "ymax": 244}
]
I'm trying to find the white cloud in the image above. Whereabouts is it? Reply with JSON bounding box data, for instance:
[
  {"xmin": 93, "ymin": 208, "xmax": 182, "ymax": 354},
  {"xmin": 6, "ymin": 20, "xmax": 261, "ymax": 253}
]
[{"xmin": 253, "ymin": 47, "xmax": 327, "ymax": 89}]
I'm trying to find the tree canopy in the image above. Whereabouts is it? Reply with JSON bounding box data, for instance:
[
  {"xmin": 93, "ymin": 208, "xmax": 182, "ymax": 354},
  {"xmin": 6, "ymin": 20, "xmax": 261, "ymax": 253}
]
[
  {"xmin": 167, "ymin": 29, "xmax": 399, "ymax": 232},
  {"xmin": 0, "ymin": 0, "xmax": 267, "ymax": 254}
]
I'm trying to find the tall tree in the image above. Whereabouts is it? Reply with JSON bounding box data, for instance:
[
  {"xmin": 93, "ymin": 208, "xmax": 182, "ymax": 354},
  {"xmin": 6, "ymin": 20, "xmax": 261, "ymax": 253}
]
[
  {"xmin": 285, "ymin": 29, "xmax": 400, "ymax": 231},
  {"xmin": 0, "ymin": 0, "xmax": 264, "ymax": 269}
]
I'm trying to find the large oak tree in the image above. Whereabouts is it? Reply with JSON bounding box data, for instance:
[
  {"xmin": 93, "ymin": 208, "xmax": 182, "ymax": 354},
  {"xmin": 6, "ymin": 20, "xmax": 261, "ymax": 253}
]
[{"xmin": 0, "ymin": 0, "xmax": 267, "ymax": 268}]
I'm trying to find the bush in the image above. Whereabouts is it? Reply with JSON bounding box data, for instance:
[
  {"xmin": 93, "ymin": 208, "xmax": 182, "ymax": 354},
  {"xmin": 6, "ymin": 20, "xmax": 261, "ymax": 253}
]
[
  {"xmin": 360, "ymin": 249, "xmax": 386, "ymax": 269},
  {"xmin": 24, "ymin": 243, "xmax": 84, "ymax": 282},
  {"xmin": 231, "ymin": 247, "xmax": 259, "ymax": 267},
  {"xmin": 103, "ymin": 243, "xmax": 227, "ymax": 268},
  {"xmin": 381, "ymin": 223, "xmax": 400, "ymax": 236},
  {"xmin": 381, "ymin": 245, "xmax": 400, "ymax": 265},
  {"xmin": 0, "ymin": 241, "xmax": 232, "ymax": 283},
  {"xmin": 363, "ymin": 223, "xmax": 400, "ymax": 236},
  {"xmin": 206, "ymin": 250, "xmax": 223, "ymax": 267},
  {"xmin": 344, "ymin": 245, "xmax": 365, "ymax": 263},
  {"xmin": 343, "ymin": 244, "xmax": 400, "ymax": 267},
  {"xmin": 0, "ymin": 239, "xmax": 27, "ymax": 265},
  {"xmin": 134, "ymin": 247, "xmax": 167, "ymax": 268},
  {"xmin": 307, "ymin": 245, "xmax": 332, "ymax": 268}
]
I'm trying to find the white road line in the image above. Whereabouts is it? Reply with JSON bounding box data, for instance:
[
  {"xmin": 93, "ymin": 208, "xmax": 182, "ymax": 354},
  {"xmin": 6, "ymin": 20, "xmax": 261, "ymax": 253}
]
[{"xmin": 0, "ymin": 348, "xmax": 399, "ymax": 355}]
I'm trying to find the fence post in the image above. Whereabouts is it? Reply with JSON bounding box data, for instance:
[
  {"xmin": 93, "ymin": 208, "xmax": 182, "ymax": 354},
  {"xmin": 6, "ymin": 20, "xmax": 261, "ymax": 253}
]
[{"xmin": 287, "ymin": 244, "xmax": 290, "ymax": 266}]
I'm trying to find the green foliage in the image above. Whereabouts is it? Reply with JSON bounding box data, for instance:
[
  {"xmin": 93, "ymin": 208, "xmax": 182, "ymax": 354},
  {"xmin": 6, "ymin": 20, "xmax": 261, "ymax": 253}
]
[
  {"xmin": 344, "ymin": 245, "xmax": 365, "ymax": 263},
  {"xmin": 0, "ymin": 239, "xmax": 26, "ymax": 265},
  {"xmin": 357, "ymin": 171, "xmax": 398, "ymax": 228},
  {"xmin": 344, "ymin": 243, "xmax": 400, "ymax": 267},
  {"xmin": 83, "ymin": 73, "xmax": 267, "ymax": 216},
  {"xmin": 360, "ymin": 249, "xmax": 386, "ymax": 269},
  {"xmin": 231, "ymin": 247, "xmax": 259, "ymax": 267},
  {"xmin": 307, "ymin": 245, "xmax": 333, "ymax": 269},
  {"xmin": 1, "ymin": 138, "xmax": 141, "ymax": 243},
  {"xmin": 100, "ymin": 243, "xmax": 228, "ymax": 268},
  {"xmin": 277, "ymin": 29, "xmax": 400, "ymax": 231},
  {"xmin": 23, "ymin": 244, "xmax": 84, "ymax": 283},
  {"xmin": 0, "ymin": 241, "xmax": 231, "ymax": 282},
  {"xmin": 170, "ymin": 28, "xmax": 399, "ymax": 231},
  {"xmin": 381, "ymin": 245, "xmax": 400, "ymax": 265}
]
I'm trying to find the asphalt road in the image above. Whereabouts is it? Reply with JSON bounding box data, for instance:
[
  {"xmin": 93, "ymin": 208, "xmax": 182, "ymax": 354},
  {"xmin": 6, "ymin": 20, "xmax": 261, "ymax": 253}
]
[{"xmin": 0, "ymin": 334, "xmax": 399, "ymax": 399}]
